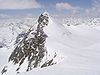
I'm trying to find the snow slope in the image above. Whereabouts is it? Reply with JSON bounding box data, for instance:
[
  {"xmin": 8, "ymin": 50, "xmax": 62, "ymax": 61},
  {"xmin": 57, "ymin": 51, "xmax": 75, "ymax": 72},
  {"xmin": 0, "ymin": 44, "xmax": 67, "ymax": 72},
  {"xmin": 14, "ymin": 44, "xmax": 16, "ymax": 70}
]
[{"xmin": 0, "ymin": 14, "xmax": 100, "ymax": 75}]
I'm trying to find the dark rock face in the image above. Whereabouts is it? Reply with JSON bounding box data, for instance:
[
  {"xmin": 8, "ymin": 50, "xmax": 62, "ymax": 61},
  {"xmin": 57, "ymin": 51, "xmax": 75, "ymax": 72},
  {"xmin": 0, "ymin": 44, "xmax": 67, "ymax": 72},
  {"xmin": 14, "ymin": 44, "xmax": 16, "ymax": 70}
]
[
  {"xmin": 0, "ymin": 42, "xmax": 6, "ymax": 48},
  {"xmin": 1, "ymin": 12, "xmax": 57, "ymax": 74}
]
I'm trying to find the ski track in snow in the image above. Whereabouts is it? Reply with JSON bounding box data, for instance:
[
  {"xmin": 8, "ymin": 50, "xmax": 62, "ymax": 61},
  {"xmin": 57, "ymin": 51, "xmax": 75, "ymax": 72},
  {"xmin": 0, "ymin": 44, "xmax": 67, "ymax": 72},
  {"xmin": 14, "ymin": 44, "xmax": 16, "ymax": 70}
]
[{"xmin": 0, "ymin": 16, "xmax": 100, "ymax": 75}]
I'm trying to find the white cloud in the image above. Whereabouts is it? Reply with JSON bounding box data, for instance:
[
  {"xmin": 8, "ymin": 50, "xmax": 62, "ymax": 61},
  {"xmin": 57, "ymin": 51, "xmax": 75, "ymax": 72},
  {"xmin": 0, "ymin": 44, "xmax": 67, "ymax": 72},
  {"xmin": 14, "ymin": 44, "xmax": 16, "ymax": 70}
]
[
  {"xmin": 56, "ymin": 2, "xmax": 82, "ymax": 15},
  {"xmin": 0, "ymin": 0, "xmax": 41, "ymax": 9},
  {"xmin": 92, "ymin": 0, "xmax": 100, "ymax": 12},
  {"xmin": 85, "ymin": 0, "xmax": 100, "ymax": 16},
  {"xmin": 56, "ymin": 2, "xmax": 81, "ymax": 11},
  {"xmin": 72, "ymin": 9, "xmax": 80, "ymax": 14},
  {"xmin": 56, "ymin": 2, "xmax": 73, "ymax": 10}
]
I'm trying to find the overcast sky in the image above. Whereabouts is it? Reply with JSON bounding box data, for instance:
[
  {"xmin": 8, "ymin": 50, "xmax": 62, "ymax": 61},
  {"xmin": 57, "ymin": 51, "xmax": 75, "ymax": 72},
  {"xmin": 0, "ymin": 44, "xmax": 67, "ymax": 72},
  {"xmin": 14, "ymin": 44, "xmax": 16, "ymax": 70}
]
[{"xmin": 0, "ymin": 0, "xmax": 100, "ymax": 17}]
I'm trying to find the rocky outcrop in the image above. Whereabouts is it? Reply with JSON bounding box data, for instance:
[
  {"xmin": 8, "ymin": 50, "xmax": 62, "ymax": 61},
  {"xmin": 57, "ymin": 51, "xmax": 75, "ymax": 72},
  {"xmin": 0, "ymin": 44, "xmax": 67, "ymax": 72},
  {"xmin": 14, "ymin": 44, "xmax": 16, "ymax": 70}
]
[{"xmin": 1, "ymin": 12, "xmax": 57, "ymax": 74}]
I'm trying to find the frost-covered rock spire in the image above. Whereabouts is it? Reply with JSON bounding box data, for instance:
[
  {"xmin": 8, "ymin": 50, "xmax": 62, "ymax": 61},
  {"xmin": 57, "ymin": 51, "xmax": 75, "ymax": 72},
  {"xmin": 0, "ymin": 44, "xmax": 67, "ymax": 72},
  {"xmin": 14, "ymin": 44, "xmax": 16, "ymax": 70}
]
[{"xmin": 1, "ymin": 12, "xmax": 57, "ymax": 74}]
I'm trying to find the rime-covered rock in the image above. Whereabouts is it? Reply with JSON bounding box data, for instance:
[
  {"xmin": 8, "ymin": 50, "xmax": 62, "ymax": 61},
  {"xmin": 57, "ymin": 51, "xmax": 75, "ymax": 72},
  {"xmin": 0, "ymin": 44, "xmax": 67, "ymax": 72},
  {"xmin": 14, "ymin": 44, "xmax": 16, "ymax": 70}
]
[{"xmin": 1, "ymin": 12, "xmax": 57, "ymax": 74}]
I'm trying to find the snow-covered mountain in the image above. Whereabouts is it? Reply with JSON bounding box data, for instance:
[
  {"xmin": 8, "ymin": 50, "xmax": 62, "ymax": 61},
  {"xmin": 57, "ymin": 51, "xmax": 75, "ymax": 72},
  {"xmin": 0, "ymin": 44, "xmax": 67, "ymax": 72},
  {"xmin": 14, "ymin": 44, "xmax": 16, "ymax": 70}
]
[
  {"xmin": 0, "ymin": 17, "xmax": 36, "ymax": 48},
  {"xmin": 0, "ymin": 12, "xmax": 62, "ymax": 74},
  {"xmin": 0, "ymin": 12, "xmax": 100, "ymax": 75}
]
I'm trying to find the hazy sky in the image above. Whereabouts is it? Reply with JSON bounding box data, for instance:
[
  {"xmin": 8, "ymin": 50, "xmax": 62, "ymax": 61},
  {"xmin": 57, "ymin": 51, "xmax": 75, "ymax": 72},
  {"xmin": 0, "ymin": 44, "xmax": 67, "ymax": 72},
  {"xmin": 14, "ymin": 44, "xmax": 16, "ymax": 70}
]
[{"xmin": 0, "ymin": 0, "xmax": 100, "ymax": 17}]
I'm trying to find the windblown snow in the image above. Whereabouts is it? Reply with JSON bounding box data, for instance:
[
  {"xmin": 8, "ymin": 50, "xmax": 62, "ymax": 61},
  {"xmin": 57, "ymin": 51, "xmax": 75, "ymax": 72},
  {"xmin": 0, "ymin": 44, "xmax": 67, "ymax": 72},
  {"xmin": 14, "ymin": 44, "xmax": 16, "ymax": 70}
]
[{"xmin": 0, "ymin": 12, "xmax": 100, "ymax": 75}]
